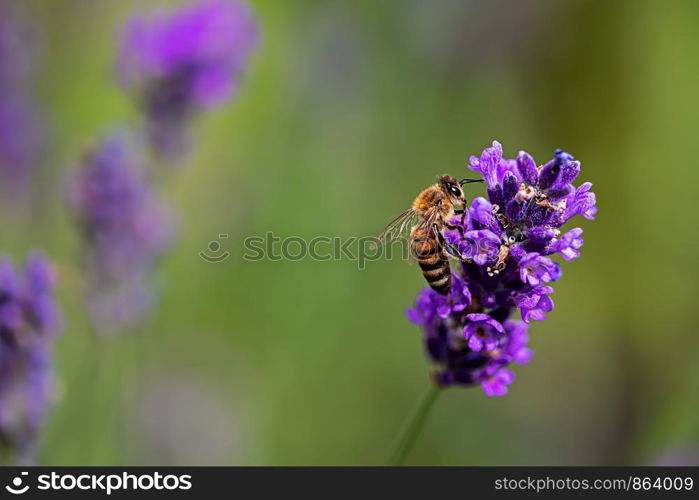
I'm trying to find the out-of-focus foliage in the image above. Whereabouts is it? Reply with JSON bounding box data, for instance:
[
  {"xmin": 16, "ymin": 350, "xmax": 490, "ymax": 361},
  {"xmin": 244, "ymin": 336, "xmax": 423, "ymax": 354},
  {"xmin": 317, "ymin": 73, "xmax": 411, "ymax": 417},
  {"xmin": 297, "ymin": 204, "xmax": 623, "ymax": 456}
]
[{"xmin": 0, "ymin": 0, "xmax": 697, "ymax": 465}]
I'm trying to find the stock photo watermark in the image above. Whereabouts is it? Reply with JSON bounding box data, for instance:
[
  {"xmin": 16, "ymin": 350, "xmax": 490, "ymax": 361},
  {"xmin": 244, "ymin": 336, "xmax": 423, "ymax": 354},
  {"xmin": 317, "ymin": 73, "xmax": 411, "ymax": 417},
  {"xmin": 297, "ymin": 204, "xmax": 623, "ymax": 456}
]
[
  {"xmin": 242, "ymin": 232, "xmax": 414, "ymax": 269},
  {"xmin": 198, "ymin": 231, "xmax": 500, "ymax": 270},
  {"xmin": 198, "ymin": 233, "xmax": 231, "ymax": 263},
  {"xmin": 198, "ymin": 232, "xmax": 413, "ymax": 268}
]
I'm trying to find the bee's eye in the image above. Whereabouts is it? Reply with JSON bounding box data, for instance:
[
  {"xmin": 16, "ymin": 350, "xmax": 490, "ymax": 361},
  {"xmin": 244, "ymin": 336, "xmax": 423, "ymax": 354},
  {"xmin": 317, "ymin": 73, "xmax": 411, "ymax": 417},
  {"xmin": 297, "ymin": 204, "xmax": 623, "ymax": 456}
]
[{"xmin": 448, "ymin": 185, "xmax": 462, "ymax": 197}]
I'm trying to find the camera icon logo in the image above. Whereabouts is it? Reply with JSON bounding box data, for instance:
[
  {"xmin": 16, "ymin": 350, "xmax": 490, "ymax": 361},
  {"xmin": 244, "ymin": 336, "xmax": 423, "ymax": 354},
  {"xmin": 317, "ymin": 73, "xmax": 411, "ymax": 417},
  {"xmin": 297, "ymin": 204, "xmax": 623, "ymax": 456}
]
[
  {"xmin": 5, "ymin": 472, "xmax": 29, "ymax": 495},
  {"xmin": 199, "ymin": 233, "xmax": 231, "ymax": 263}
]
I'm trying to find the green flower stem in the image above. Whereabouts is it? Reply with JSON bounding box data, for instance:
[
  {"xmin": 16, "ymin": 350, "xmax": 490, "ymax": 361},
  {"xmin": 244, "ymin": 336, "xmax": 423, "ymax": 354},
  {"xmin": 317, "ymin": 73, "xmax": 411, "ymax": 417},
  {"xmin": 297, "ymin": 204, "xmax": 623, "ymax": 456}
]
[{"xmin": 387, "ymin": 385, "xmax": 441, "ymax": 466}]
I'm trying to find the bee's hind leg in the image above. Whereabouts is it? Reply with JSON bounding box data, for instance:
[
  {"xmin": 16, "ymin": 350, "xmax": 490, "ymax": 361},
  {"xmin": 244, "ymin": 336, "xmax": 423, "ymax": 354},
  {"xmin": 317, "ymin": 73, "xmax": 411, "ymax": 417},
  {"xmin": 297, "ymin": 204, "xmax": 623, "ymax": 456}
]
[{"xmin": 445, "ymin": 244, "xmax": 464, "ymax": 260}]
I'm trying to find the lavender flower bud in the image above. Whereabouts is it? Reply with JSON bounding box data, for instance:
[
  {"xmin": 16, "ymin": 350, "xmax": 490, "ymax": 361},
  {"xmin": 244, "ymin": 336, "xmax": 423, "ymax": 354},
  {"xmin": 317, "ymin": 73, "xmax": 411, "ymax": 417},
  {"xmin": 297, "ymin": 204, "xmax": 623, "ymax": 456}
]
[
  {"xmin": 501, "ymin": 171, "xmax": 519, "ymax": 204},
  {"xmin": 516, "ymin": 150, "xmax": 538, "ymax": 186},
  {"xmin": 537, "ymin": 159, "xmax": 561, "ymax": 190},
  {"xmin": 559, "ymin": 159, "xmax": 581, "ymax": 185}
]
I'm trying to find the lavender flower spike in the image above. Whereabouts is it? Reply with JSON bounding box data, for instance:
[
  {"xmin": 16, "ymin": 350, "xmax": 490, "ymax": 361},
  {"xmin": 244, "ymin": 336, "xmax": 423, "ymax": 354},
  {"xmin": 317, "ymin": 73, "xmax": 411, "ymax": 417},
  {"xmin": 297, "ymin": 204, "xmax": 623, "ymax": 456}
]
[
  {"xmin": 0, "ymin": 1, "xmax": 43, "ymax": 197},
  {"xmin": 117, "ymin": 0, "xmax": 259, "ymax": 161},
  {"xmin": 66, "ymin": 133, "xmax": 173, "ymax": 334},
  {"xmin": 0, "ymin": 251, "xmax": 62, "ymax": 464},
  {"xmin": 407, "ymin": 142, "xmax": 597, "ymax": 396}
]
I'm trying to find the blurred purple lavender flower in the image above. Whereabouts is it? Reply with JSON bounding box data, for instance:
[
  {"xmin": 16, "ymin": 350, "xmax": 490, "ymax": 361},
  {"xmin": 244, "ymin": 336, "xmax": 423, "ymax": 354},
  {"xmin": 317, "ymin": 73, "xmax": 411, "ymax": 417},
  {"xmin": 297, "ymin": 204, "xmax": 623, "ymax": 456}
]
[
  {"xmin": 66, "ymin": 133, "xmax": 173, "ymax": 334},
  {"xmin": 0, "ymin": 95, "xmax": 42, "ymax": 194},
  {"xmin": 0, "ymin": 251, "xmax": 61, "ymax": 463},
  {"xmin": 407, "ymin": 141, "xmax": 596, "ymax": 396},
  {"xmin": 0, "ymin": 1, "xmax": 35, "ymax": 90},
  {"xmin": 0, "ymin": 1, "xmax": 43, "ymax": 197},
  {"xmin": 117, "ymin": 0, "xmax": 259, "ymax": 161}
]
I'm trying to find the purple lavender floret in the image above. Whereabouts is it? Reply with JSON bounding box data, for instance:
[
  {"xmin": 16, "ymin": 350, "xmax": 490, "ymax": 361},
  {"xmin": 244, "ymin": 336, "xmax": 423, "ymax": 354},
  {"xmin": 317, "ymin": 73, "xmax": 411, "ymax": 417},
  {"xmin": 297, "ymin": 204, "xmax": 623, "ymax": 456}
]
[
  {"xmin": 117, "ymin": 0, "xmax": 259, "ymax": 160},
  {"xmin": 66, "ymin": 133, "xmax": 173, "ymax": 334},
  {"xmin": 407, "ymin": 141, "xmax": 597, "ymax": 396},
  {"xmin": 0, "ymin": 251, "xmax": 61, "ymax": 463},
  {"xmin": 463, "ymin": 313, "xmax": 504, "ymax": 352}
]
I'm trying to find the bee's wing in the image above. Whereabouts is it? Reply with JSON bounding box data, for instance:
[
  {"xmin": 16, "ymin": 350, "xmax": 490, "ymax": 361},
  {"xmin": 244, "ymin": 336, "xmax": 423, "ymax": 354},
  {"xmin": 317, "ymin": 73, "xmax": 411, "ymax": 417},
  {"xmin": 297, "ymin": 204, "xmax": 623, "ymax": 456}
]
[
  {"xmin": 414, "ymin": 205, "xmax": 442, "ymax": 238},
  {"xmin": 392, "ymin": 207, "xmax": 445, "ymax": 266},
  {"xmin": 410, "ymin": 205, "xmax": 444, "ymax": 255},
  {"xmin": 373, "ymin": 208, "xmax": 420, "ymax": 248}
]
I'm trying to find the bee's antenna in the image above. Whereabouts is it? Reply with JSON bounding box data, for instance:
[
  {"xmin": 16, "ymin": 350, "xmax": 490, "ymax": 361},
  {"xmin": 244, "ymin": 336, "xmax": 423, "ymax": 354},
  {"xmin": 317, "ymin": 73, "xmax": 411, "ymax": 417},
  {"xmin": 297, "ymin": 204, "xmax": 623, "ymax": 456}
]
[{"xmin": 460, "ymin": 178, "xmax": 484, "ymax": 186}]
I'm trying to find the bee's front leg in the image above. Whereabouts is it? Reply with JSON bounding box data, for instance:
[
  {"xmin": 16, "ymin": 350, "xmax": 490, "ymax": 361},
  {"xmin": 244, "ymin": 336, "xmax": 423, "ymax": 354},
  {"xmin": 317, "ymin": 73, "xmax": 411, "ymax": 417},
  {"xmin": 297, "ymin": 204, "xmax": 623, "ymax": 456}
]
[
  {"xmin": 453, "ymin": 207, "xmax": 468, "ymax": 226},
  {"xmin": 444, "ymin": 218, "xmax": 466, "ymax": 239},
  {"xmin": 449, "ymin": 207, "xmax": 471, "ymax": 235},
  {"xmin": 436, "ymin": 224, "xmax": 465, "ymax": 261}
]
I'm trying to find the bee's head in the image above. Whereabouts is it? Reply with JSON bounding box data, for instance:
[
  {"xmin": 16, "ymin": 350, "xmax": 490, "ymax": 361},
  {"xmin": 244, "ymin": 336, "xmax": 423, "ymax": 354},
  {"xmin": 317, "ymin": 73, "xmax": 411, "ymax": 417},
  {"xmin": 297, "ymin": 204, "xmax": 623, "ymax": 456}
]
[{"xmin": 437, "ymin": 175, "xmax": 465, "ymax": 204}]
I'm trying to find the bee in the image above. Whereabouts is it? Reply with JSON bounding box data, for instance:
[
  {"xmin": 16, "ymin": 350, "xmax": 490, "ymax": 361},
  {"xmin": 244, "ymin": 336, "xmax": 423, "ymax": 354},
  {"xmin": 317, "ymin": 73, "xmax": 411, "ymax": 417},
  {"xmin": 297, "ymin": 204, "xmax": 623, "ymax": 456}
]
[{"xmin": 376, "ymin": 175, "xmax": 482, "ymax": 295}]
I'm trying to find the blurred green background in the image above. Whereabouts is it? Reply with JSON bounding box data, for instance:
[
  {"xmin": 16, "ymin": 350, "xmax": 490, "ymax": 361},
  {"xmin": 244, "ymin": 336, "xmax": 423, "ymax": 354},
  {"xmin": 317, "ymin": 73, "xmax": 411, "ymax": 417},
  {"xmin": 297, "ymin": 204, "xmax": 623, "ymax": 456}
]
[{"xmin": 2, "ymin": 0, "xmax": 698, "ymax": 465}]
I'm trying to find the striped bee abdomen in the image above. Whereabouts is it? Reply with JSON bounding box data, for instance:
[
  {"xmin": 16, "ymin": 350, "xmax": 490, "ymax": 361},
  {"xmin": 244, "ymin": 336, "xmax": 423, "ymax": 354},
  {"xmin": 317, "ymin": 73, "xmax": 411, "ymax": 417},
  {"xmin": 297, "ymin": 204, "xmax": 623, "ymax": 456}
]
[{"xmin": 411, "ymin": 229, "xmax": 451, "ymax": 295}]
